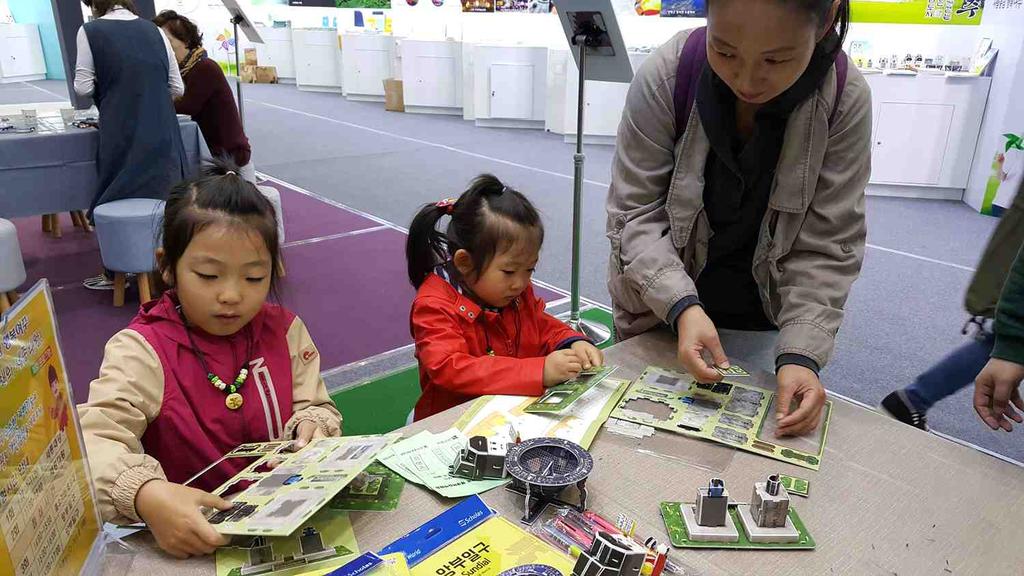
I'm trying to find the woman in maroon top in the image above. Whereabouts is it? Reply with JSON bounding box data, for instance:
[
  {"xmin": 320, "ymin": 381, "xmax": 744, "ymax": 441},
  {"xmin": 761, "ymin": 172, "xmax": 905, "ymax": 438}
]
[{"xmin": 154, "ymin": 11, "xmax": 254, "ymax": 182}]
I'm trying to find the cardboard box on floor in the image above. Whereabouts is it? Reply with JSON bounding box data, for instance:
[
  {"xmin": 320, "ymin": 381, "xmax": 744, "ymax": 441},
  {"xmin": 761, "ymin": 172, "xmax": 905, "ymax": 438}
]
[
  {"xmin": 244, "ymin": 48, "xmax": 258, "ymax": 66},
  {"xmin": 255, "ymin": 66, "xmax": 278, "ymax": 84},
  {"xmin": 241, "ymin": 64, "xmax": 256, "ymax": 84},
  {"xmin": 384, "ymin": 78, "xmax": 404, "ymax": 112}
]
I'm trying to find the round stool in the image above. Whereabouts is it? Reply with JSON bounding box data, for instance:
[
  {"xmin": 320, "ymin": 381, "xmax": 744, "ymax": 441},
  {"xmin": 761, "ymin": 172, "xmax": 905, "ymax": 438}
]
[
  {"xmin": 93, "ymin": 199, "xmax": 165, "ymax": 307},
  {"xmin": 257, "ymin": 185, "xmax": 286, "ymax": 277},
  {"xmin": 0, "ymin": 219, "xmax": 27, "ymax": 313}
]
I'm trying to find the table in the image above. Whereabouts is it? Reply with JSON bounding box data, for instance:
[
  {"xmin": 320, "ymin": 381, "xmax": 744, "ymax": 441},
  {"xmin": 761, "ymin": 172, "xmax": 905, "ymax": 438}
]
[
  {"xmin": 102, "ymin": 330, "xmax": 1024, "ymax": 575},
  {"xmin": 0, "ymin": 116, "xmax": 202, "ymax": 219}
]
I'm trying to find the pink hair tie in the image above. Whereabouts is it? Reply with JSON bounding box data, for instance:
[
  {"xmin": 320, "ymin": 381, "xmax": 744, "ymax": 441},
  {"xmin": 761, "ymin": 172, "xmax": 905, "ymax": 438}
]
[{"xmin": 435, "ymin": 198, "xmax": 456, "ymax": 215}]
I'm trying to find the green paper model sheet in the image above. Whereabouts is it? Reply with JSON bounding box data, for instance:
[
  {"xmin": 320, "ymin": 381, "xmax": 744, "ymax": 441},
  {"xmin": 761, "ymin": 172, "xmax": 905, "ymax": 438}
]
[
  {"xmin": 610, "ymin": 366, "xmax": 830, "ymax": 470},
  {"xmin": 205, "ymin": 434, "xmax": 402, "ymax": 537},
  {"xmin": 215, "ymin": 508, "xmax": 360, "ymax": 576},
  {"xmin": 524, "ymin": 366, "xmax": 617, "ymax": 414},
  {"xmin": 659, "ymin": 502, "xmax": 815, "ymax": 550},
  {"xmin": 329, "ymin": 462, "xmax": 406, "ymax": 512}
]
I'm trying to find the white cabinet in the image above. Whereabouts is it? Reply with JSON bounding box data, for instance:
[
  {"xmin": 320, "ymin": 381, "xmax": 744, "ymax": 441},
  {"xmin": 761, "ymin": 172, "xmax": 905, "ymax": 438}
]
[
  {"xmin": 472, "ymin": 45, "xmax": 547, "ymax": 129},
  {"xmin": 489, "ymin": 63, "xmax": 534, "ymax": 119},
  {"xmin": 342, "ymin": 34, "xmax": 396, "ymax": 103},
  {"xmin": 864, "ymin": 74, "xmax": 991, "ymax": 199},
  {"xmin": 872, "ymin": 102, "xmax": 954, "ymax": 186},
  {"xmin": 400, "ymin": 39, "xmax": 462, "ymax": 114},
  {"xmin": 292, "ymin": 28, "xmax": 343, "ymax": 93},
  {"xmin": 0, "ymin": 24, "xmax": 46, "ymax": 84},
  {"xmin": 560, "ymin": 51, "xmax": 647, "ymax": 145},
  {"xmin": 251, "ymin": 26, "xmax": 295, "ymax": 83}
]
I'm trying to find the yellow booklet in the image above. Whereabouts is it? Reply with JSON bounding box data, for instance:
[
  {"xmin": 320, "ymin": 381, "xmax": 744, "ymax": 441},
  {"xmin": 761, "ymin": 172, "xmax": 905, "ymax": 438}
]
[{"xmin": 411, "ymin": 517, "xmax": 574, "ymax": 576}]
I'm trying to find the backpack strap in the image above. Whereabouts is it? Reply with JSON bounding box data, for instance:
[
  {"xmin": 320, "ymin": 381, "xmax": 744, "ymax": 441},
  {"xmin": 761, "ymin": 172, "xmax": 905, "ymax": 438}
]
[
  {"xmin": 829, "ymin": 50, "xmax": 849, "ymax": 126},
  {"xmin": 673, "ymin": 26, "xmax": 708, "ymax": 141}
]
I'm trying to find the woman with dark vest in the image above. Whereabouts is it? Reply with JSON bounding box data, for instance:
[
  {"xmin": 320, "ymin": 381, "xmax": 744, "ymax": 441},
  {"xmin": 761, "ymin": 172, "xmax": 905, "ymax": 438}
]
[
  {"xmin": 153, "ymin": 10, "xmax": 254, "ymax": 183},
  {"xmin": 75, "ymin": 0, "xmax": 187, "ymax": 289}
]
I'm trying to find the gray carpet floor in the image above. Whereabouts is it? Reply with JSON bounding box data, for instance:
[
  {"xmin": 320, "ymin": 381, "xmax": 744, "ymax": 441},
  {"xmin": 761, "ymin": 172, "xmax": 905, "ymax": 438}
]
[{"xmin": 8, "ymin": 79, "xmax": 1021, "ymax": 462}]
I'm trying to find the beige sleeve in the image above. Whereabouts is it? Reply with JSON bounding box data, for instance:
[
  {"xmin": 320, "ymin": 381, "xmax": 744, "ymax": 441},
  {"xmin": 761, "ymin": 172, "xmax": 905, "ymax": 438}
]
[
  {"xmin": 282, "ymin": 316, "xmax": 343, "ymax": 439},
  {"xmin": 77, "ymin": 329, "xmax": 167, "ymax": 525}
]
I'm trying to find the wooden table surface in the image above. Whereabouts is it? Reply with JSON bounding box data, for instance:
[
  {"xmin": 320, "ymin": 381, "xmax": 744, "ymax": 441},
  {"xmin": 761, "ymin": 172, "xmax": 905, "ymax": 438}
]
[{"xmin": 103, "ymin": 330, "xmax": 1024, "ymax": 576}]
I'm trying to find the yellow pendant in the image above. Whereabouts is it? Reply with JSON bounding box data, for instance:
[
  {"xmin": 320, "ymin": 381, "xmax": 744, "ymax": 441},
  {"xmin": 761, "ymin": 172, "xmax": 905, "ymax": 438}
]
[{"xmin": 225, "ymin": 392, "xmax": 244, "ymax": 410}]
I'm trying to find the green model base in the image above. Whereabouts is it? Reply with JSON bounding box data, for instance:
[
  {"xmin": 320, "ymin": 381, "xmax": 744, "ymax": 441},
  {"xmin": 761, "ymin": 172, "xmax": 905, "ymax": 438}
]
[
  {"xmin": 524, "ymin": 366, "xmax": 616, "ymax": 414},
  {"xmin": 659, "ymin": 502, "xmax": 815, "ymax": 550},
  {"xmin": 328, "ymin": 463, "xmax": 406, "ymax": 512}
]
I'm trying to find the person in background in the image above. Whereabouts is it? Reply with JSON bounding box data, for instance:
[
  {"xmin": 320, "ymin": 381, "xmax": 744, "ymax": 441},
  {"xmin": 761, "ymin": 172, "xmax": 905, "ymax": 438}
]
[
  {"xmin": 606, "ymin": 0, "xmax": 869, "ymax": 437},
  {"xmin": 153, "ymin": 10, "xmax": 255, "ymax": 183},
  {"xmin": 76, "ymin": 0, "xmax": 187, "ymax": 290},
  {"xmin": 79, "ymin": 162, "xmax": 340, "ymax": 558},
  {"xmin": 407, "ymin": 174, "xmax": 604, "ymax": 420},
  {"xmin": 883, "ymin": 181, "xmax": 1024, "ymax": 430},
  {"xmin": 975, "ymin": 244, "xmax": 1024, "ymax": 433}
]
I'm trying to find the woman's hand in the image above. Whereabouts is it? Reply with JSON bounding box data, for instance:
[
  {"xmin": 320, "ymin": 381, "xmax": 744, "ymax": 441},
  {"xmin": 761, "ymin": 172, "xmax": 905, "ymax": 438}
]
[
  {"xmin": 135, "ymin": 480, "xmax": 231, "ymax": 559},
  {"xmin": 676, "ymin": 306, "xmax": 728, "ymax": 383},
  {"xmin": 775, "ymin": 364, "xmax": 827, "ymax": 437},
  {"xmin": 974, "ymin": 358, "xmax": 1024, "ymax": 432},
  {"xmin": 570, "ymin": 341, "xmax": 604, "ymax": 371}
]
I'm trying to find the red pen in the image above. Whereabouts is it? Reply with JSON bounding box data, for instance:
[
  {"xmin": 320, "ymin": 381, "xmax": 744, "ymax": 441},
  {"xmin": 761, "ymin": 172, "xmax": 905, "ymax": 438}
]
[
  {"xmin": 555, "ymin": 517, "xmax": 594, "ymax": 548},
  {"xmin": 583, "ymin": 511, "xmax": 622, "ymax": 535}
]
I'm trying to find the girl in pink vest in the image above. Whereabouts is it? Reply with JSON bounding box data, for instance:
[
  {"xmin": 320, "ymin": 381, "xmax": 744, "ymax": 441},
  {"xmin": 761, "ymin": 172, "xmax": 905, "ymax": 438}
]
[{"xmin": 79, "ymin": 161, "xmax": 341, "ymax": 558}]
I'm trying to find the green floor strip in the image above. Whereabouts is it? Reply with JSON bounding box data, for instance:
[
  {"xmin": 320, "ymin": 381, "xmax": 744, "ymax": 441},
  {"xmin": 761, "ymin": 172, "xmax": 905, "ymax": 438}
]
[{"xmin": 331, "ymin": 306, "xmax": 616, "ymax": 435}]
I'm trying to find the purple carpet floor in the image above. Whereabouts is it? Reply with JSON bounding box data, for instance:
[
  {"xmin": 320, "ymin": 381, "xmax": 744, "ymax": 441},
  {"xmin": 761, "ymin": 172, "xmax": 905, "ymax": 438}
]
[{"xmin": 10, "ymin": 179, "xmax": 566, "ymax": 403}]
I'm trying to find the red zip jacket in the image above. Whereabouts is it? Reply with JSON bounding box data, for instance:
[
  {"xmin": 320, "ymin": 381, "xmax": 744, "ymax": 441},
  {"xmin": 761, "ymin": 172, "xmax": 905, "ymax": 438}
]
[{"xmin": 411, "ymin": 272, "xmax": 587, "ymax": 420}]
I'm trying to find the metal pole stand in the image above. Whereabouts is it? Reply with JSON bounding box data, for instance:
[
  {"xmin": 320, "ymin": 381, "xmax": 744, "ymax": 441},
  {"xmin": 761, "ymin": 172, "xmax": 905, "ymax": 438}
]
[
  {"xmin": 231, "ymin": 15, "xmax": 245, "ymax": 128},
  {"xmin": 565, "ymin": 33, "xmax": 611, "ymax": 345}
]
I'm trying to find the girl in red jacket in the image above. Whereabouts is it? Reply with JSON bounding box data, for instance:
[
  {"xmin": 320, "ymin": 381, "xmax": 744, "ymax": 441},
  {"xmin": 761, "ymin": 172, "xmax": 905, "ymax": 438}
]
[
  {"xmin": 79, "ymin": 161, "xmax": 341, "ymax": 558},
  {"xmin": 407, "ymin": 174, "xmax": 604, "ymax": 420}
]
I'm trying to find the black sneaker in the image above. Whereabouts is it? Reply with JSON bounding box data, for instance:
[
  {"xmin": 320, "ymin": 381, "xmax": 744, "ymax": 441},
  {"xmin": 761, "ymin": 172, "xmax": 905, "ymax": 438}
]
[{"xmin": 880, "ymin": 391, "xmax": 929, "ymax": 431}]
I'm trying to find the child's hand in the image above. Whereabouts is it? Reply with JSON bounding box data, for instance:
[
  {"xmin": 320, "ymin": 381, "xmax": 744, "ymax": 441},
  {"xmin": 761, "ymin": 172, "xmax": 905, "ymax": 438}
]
[
  {"xmin": 570, "ymin": 341, "xmax": 604, "ymax": 371},
  {"xmin": 135, "ymin": 479, "xmax": 232, "ymax": 558},
  {"xmin": 544, "ymin": 350, "xmax": 582, "ymax": 387},
  {"xmin": 293, "ymin": 420, "xmax": 327, "ymax": 449}
]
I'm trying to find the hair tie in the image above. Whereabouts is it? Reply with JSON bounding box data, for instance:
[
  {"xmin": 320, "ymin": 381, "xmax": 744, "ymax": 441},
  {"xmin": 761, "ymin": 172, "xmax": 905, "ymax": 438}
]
[
  {"xmin": 435, "ymin": 198, "xmax": 456, "ymax": 215},
  {"xmin": 500, "ymin": 186, "xmax": 509, "ymax": 194},
  {"xmin": 225, "ymin": 170, "xmax": 237, "ymax": 177}
]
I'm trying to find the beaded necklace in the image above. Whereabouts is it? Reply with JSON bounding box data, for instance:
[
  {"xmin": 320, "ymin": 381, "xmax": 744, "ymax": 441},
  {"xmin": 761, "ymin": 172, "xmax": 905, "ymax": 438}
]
[{"xmin": 179, "ymin": 306, "xmax": 254, "ymax": 410}]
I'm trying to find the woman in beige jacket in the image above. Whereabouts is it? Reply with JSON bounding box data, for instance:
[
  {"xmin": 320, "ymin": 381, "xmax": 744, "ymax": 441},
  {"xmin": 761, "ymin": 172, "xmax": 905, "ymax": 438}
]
[{"xmin": 607, "ymin": 0, "xmax": 870, "ymax": 437}]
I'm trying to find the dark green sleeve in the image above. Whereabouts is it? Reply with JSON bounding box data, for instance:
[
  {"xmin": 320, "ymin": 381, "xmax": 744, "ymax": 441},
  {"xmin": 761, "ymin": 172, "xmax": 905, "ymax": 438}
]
[{"xmin": 992, "ymin": 244, "xmax": 1024, "ymax": 365}]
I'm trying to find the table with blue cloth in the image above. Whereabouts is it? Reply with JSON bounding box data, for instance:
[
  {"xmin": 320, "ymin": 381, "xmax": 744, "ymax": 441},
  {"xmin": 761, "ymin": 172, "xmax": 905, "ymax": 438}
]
[{"xmin": 0, "ymin": 116, "xmax": 202, "ymax": 218}]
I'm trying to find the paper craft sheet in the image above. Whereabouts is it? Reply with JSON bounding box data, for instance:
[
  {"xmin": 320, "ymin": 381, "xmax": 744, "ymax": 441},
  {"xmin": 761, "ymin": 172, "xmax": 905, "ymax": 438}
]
[
  {"xmin": 215, "ymin": 508, "xmax": 359, "ymax": 576},
  {"xmin": 454, "ymin": 378, "xmax": 630, "ymax": 449},
  {"xmin": 524, "ymin": 366, "xmax": 617, "ymax": 414},
  {"xmin": 610, "ymin": 367, "xmax": 830, "ymax": 470},
  {"xmin": 376, "ymin": 430, "xmax": 508, "ymax": 498},
  {"xmin": 207, "ymin": 434, "xmax": 401, "ymax": 536}
]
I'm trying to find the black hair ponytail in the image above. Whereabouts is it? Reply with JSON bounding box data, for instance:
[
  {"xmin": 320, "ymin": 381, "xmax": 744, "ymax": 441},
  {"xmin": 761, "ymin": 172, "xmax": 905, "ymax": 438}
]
[
  {"xmin": 407, "ymin": 204, "xmax": 450, "ymax": 288},
  {"xmin": 406, "ymin": 174, "xmax": 543, "ymax": 289}
]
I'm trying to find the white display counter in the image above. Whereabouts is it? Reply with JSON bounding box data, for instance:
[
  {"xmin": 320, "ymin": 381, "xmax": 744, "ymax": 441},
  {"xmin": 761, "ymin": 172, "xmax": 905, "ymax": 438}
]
[
  {"xmin": 472, "ymin": 44, "xmax": 548, "ymax": 129},
  {"xmin": 250, "ymin": 25, "xmax": 296, "ymax": 84},
  {"xmin": 560, "ymin": 51, "xmax": 650, "ymax": 145},
  {"xmin": 865, "ymin": 72, "xmax": 992, "ymax": 199},
  {"xmin": 399, "ymin": 39, "xmax": 462, "ymax": 115},
  {"xmin": 292, "ymin": 27, "xmax": 343, "ymax": 93},
  {"xmin": 341, "ymin": 33, "xmax": 397, "ymax": 103},
  {"xmin": 0, "ymin": 23, "xmax": 46, "ymax": 84}
]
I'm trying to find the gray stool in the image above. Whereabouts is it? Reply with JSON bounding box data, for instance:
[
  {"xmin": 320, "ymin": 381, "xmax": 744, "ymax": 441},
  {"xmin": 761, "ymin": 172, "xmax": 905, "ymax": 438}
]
[
  {"xmin": 0, "ymin": 219, "xmax": 26, "ymax": 313},
  {"xmin": 257, "ymin": 185, "xmax": 285, "ymax": 276},
  {"xmin": 93, "ymin": 199, "xmax": 165, "ymax": 307}
]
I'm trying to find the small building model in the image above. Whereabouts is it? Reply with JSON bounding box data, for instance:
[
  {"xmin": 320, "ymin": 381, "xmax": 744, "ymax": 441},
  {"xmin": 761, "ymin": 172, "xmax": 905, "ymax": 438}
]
[
  {"xmin": 750, "ymin": 474, "xmax": 790, "ymax": 528},
  {"xmin": 450, "ymin": 426, "xmax": 518, "ymax": 481},
  {"xmin": 694, "ymin": 478, "xmax": 729, "ymax": 527},
  {"xmin": 572, "ymin": 532, "xmax": 647, "ymax": 576}
]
